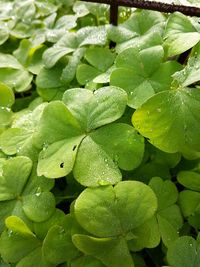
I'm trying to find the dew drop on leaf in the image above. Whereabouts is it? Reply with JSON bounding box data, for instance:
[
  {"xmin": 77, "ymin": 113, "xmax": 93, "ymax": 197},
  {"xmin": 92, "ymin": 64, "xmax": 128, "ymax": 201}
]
[{"xmin": 98, "ymin": 180, "xmax": 109, "ymax": 186}]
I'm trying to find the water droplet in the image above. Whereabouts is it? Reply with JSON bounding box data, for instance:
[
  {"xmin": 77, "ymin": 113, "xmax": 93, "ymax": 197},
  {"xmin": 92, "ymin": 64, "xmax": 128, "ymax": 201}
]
[
  {"xmin": 147, "ymin": 110, "xmax": 150, "ymax": 115},
  {"xmin": 157, "ymin": 108, "xmax": 162, "ymax": 113},
  {"xmin": 104, "ymin": 158, "xmax": 108, "ymax": 163},
  {"xmin": 8, "ymin": 230, "xmax": 13, "ymax": 237},
  {"xmin": 59, "ymin": 227, "xmax": 65, "ymax": 234},
  {"xmin": 98, "ymin": 180, "xmax": 109, "ymax": 186},
  {"xmin": 35, "ymin": 187, "xmax": 42, "ymax": 197},
  {"xmin": 42, "ymin": 142, "xmax": 48, "ymax": 151}
]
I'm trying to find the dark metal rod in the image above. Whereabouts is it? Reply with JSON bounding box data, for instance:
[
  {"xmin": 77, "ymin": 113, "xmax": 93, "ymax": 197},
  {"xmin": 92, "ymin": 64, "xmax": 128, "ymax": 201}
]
[
  {"xmin": 82, "ymin": 0, "xmax": 200, "ymax": 16},
  {"xmin": 110, "ymin": 2, "xmax": 119, "ymax": 25}
]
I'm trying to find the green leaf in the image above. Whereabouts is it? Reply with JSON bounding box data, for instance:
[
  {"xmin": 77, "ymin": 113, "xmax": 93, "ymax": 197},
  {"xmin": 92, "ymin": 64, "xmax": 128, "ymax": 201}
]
[
  {"xmin": 62, "ymin": 87, "xmax": 127, "ymax": 132},
  {"xmin": 73, "ymin": 135, "xmax": 122, "ymax": 187},
  {"xmin": 36, "ymin": 65, "xmax": 64, "ymax": 89},
  {"xmin": 111, "ymin": 46, "xmax": 181, "ymax": 108},
  {"xmin": 5, "ymin": 216, "xmax": 35, "ymax": 237},
  {"xmin": 37, "ymin": 136, "xmax": 84, "ymax": 178},
  {"xmin": 179, "ymin": 190, "xmax": 200, "ymax": 217},
  {"xmin": 16, "ymin": 247, "xmax": 52, "ymax": 267},
  {"xmin": 167, "ymin": 236, "xmax": 200, "ymax": 267},
  {"xmin": 72, "ymin": 235, "xmax": 134, "ymax": 267},
  {"xmin": 149, "ymin": 177, "xmax": 183, "ymax": 247},
  {"xmin": 132, "ymin": 88, "xmax": 200, "ymax": 154},
  {"xmin": 0, "ymin": 157, "xmax": 32, "ymax": 201},
  {"xmin": 149, "ymin": 177, "xmax": 178, "ymax": 211},
  {"xmin": 128, "ymin": 216, "xmax": 160, "ymax": 251},
  {"xmin": 74, "ymin": 181, "xmax": 157, "ymax": 237},
  {"xmin": 164, "ymin": 12, "xmax": 200, "ymax": 57},
  {"xmin": 157, "ymin": 205, "xmax": 183, "ymax": 247},
  {"xmin": 43, "ymin": 218, "xmax": 79, "ymax": 264},
  {"xmin": 76, "ymin": 47, "xmax": 116, "ymax": 85},
  {"xmin": 0, "ymin": 82, "xmax": 15, "ymax": 107},
  {"xmin": 178, "ymin": 171, "xmax": 200, "ymax": 191},
  {"xmin": 0, "ymin": 103, "xmax": 47, "ymax": 155},
  {"xmin": 78, "ymin": 26, "xmax": 107, "ymax": 47},
  {"xmin": 0, "ymin": 53, "xmax": 33, "ymax": 92},
  {"xmin": 61, "ymin": 48, "xmax": 86, "ymax": 84},
  {"xmin": 172, "ymin": 53, "xmax": 200, "ymax": 87},
  {"xmin": 22, "ymin": 192, "xmax": 55, "ymax": 222},
  {"xmin": 34, "ymin": 101, "xmax": 84, "ymax": 178},
  {"xmin": 33, "ymin": 209, "xmax": 65, "ymax": 240},
  {"xmin": 0, "ymin": 107, "xmax": 13, "ymax": 128},
  {"xmin": 0, "ymin": 157, "xmax": 54, "ymax": 230},
  {"xmin": 88, "ymin": 123, "xmax": 144, "ymax": 171},
  {"xmin": 85, "ymin": 47, "xmax": 115, "ymax": 72},
  {"xmin": 71, "ymin": 255, "xmax": 105, "ymax": 267},
  {"xmin": 0, "ymin": 227, "xmax": 39, "ymax": 263},
  {"xmin": 43, "ymin": 47, "xmax": 75, "ymax": 68},
  {"xmin": 76, "ymin": 64, "xmax": 101, "ymax": 85}
]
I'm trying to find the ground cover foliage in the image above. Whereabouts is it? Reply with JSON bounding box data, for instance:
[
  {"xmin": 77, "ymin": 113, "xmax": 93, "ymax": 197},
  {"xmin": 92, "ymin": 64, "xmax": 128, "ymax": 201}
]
[{"xmin": 0, "ymin": 0, "xmax": 200, "ymax": 266}]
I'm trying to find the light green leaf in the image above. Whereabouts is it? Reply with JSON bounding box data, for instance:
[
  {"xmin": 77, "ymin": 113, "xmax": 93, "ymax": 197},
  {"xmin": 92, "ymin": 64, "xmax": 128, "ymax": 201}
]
[
  {"xmin": 128, "ymin": 216, "xmax": 160, "ymax": 251},
  {"xmin": 0, "ymin": 82, "xmax": 15, "ymax": 107},
  {"xmin": 132, "ymin": 88, "xmax": 200, "ymax": 154},
  {"xmin": 22, "ymin": 192, "xmax": 55, "ymax": 222},
  {"xmin": 0, "ymin": 103, "xmax": 47, "ymax": 155},
  {"xmin": 76, "ymin": 64, "xmax": 101, "ymax": 85},
  {"xmin": 173, "ymin": 53, "xmax": 200, "ymax": 87},
  {"xmin": 71, "ymin": 255, "xmax": 105, "ymax": 267},
  {"xmin": 158, "ymin": 205, "xmax": 183, "ymax": 247},
  {"xmin": 78, "ymin": 26, "xmax": 107, "ymax": 47},
  {"xmin": 0, "ymin": 53, "xmax": 33, "ymax": 92},
  {"xmin": 111, "ymin": 46, "xmax": 181, "ymax": 108},
  {"xmin": 33, "ymin": 209, "xmax": 65, "ymax": 240},
  {"xmin": 167, "ymin": 236, "xmax": 200, "ymax": 267},
  {"xmin": 43, "ymin": 47, "xmax": 75, "ymax": 68},
  {"xmin": 164, "ymin": 12, "xmax": 200, "ymax": 57},
  {"xmin": 85, "ymin": 47, "xmax": 115, "ymax": 72},
  {"xmin": 16, "ymin": 247, "xmax": 52, "ymax": 267},
  {"xmin": 43, "ymin": 223, "xmax": 79, "ymax": 264},
  {"xmin": 178, "ymin": 171, "xmax": 200, "ymax": 191},
  {"xmin": 5, "ymin": 216, "xmax": 35, "ymax": 237},
  {"xmin": 149, "ymin": 177, "xmax": 183, "ymax": 247},
  {"xmin": 0, "ymin": 228, "xmax": 39, "ymax": 263},
  {"xmin": 37, "ymin": 136, "xmax": 84, "ymax": 178},
  {"xmin": 61, "ymin": 48, "xmax": 86, "ymax": 84},
  {"xmin": 0, "ymin": 157, "xmax": 32, "ymax": 201},
  {"xmin": 179, "ymin": 190, "xmax": 200, "ymax": 217},
  {"xmin": 62, "ymin": 87, "xmax": 127, "ymax": 132},
  {"xmin": 73, "ymin": 135, "xmax": 122, "ymax": 187},
  {"xmin": 88, "ymin": 123, "xmax": 144, "ymax": 171},
  {"xmin": 72, "ymin": 235, "xmax": 134, "ymax": 267},
  {"xmin": 149, "ymin": 177, "xmax": 178, "ymax": 210},
  {"xmin": 0, "ymin": 107, "xmax": 13, "ymax": 128},
  {"xmin": 74, "ymin": 181, "xmax": 157, "ymax": 237},
  {"xmin": 34, "ymin": 101, "xmax": 84, "ymax": 178}
]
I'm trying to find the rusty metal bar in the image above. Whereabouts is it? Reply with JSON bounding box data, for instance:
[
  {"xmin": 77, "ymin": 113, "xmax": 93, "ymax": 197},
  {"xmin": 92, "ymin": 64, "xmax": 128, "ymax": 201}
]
[{"xmin": 82, "ymin": 0, "xmax": 200, "ymax": 18}]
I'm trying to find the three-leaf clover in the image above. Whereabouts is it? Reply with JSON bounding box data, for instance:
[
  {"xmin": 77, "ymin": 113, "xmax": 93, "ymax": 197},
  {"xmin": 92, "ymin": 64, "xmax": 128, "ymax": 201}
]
[
  {"xmin": 110, "ymin": 45, "xmax": 181, "ymax": 108},
  {"xmin": 72, "ymin": 181, "xmax": 157, "ymax": 267},
  {"xmin": 34, "ymin": 86, "xmax": 145, "ymax": 186}
]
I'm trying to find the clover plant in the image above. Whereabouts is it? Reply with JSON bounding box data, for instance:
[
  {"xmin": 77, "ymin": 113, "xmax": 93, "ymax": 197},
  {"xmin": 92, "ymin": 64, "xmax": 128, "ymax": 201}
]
[{"xmin": 0, "ymin": 0, "xmax": 200, "ymax": 266}]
